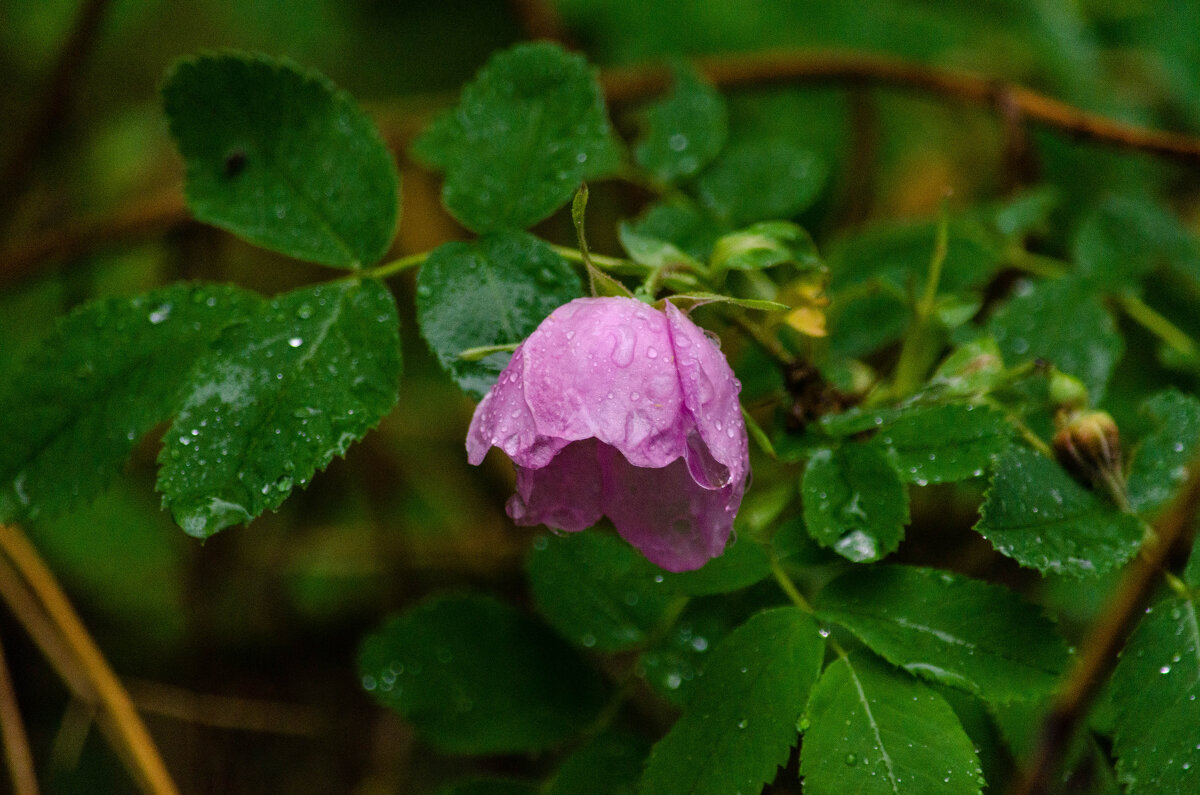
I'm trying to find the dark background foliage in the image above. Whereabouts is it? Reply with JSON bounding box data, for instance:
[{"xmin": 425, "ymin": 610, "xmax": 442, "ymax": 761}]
[{"xmin": 2, "ymin": 0, "xmax": 1200, "ymax": 791}]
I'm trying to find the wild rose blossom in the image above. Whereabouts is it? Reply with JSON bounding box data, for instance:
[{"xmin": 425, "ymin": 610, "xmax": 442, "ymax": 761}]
[{"xmin": 466, "ymin": 296, "xmax": 749, "ymax": 572}]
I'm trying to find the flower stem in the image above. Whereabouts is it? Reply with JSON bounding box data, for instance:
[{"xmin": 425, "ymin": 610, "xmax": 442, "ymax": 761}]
[
  {"xmin": 362, "ymin": 250, "xmax": 429, "ymax": 280},
  {"xmin": 770, "ymin": 558, "xmax": 814, "ymax": 614},
  {"xmin": 1118, "ymin": 294, "xmax": 1200, "ymax": 367}
]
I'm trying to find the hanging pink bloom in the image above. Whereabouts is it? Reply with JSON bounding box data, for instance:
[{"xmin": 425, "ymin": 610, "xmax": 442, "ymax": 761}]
[{"xmin": 467, "ymin": 297, "xmax": 749, "ymax": 572}]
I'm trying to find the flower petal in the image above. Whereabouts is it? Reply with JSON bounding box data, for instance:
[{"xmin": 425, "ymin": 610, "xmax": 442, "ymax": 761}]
[
  {"xmin": 507, "ymin": 439, "xmax": 604, "ymax": 532},
  {"xmin": 466, "ymin": 346, "xmax": 566, "ymax": 468},
  {"xmin": 665, "ymin": 301, "xmax": 748, "ymax": 484},
  {"xmin": 599, "ymin": 443, "xmax": 737, "ymax": 572},
  {"xmin": 521, "ymin": 298, "xmax": 688, "ymax": 468}
]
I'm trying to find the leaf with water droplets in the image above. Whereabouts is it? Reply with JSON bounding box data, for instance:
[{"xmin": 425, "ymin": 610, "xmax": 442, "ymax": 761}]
[
  {"xmin": 638, "ymin": 594, "xmax": 752, "ymax": 707},
  {"xmin": 987, "ymin": 276, "xmax": 1123, "ymax": 402},
  {"xmin": 528, "ymin": 531, "xmax": 677, "ymax": 652},
  {"xmin": 163, "ymin": 53, "xmax": 398, "ymax": 267},
  {"xmin": 640, "ymin": 607, "xmax": 823, "ymax": 795},
  {"xmin": 975, "ymin": 445, "xmax": 1142, "ymax": 577},
  {"xmin": 633, "ymin": 64, "xmax": 727, "ymax": 184},
  {"xmin": 802, "ymin": 442, "xmax": 909, "ymax": 563},
  {"xmin": 1110, "ymin": 596, "xmax": 1200, "ymax": 794},
  {"xmin": 416, "ymin": 231, "xmax": 581, "ymax": 399},
  {"xmin": 412, "ymin": 42, "xmax": 621, "ymax": 233},
  {"xmin": 0, "ymin": 285, "xmax": 256, "ymax": 524},
  {"xmin": 800, "ymin": 653, "xmax": 984, "ymax": 794},
  {"xmin": 358, "ymin": 593, "xmax": 607, "ymax": 754},
  {"xmin": 1126, "ymin": 390, "xmax": 1200, "ymax": 518},
  {"xmin": 157, "ymin": 279, "xmax": 401, "ymax": 538},
  {"xmin": 695, "ymin": 139, "xmax": 826, "ymax": 226},
  {"xmin": 877, "ymin": 403, "xmax": 1013, "ymax": 484},
  {"xmin": 815, "ymin": 566, "xmax": 1070, "ymax": 703}
]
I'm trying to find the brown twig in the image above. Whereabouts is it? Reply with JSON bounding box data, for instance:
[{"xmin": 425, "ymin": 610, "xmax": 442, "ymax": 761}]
[
  {"xmin": 1011, "ymin": 456, "xmax": 1200, "ymax": 794},
  {"xmin": 6, "ymin": 49, "xmax": 1200, "ymax": 288},
  {"xmin": 0, "ymin": 525, "xmax": 177, "ymax": 795},
  {"xmin": 126, "ymin": 679, "xmax": 324, "ymax": 737},
  {"xmin": 601, "ymin": 50, "xmax": 1200, "ymax": 163},
  {"xmin": 0, "ymin": 187, "xmax": 189, "ymax": 289},
  {"xmin": 0, "ymin": 0, "xmax": 114, "ymax": 225},
  {"xmin": 0, "ymin": 633, "xmax": 39, "ymax": 794}
]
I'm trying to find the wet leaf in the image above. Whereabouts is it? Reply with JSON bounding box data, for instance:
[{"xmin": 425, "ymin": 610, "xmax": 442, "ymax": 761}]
[
  {"xmin": 640, "ymin": 608, "xmax": 823, "ymax": 795},
  {"xmin": 527, "ymin": 531, "xmax": 676, "ymax": 653},
  {"xmin": 416, "ymin": 231, "xmax": 582, "ymax": 399},
  {"xmin": 1110, "ymin": 596, "xmax": 1200, "ymax": 794},
  {"xmin": 663, "ymin": 537, "xmax": 772, "ymax": 596},
  {"xmin": 800, "ymin": 653, "xmax": 983, "ymax": 794},
  {"xmin": 157, "ymin": 279, "xmax": 401, "ymax": 538},
  {"xmin": 413, "ymin": 42, "xmax": 620, "ymax": 233},
  {"xmin": 695, "ymin": 139, "xmax": 826, "ymax": 226},
  {"xmin": 975, "ymin": 445, "xmax": 1142, "ymax": 576},
  {"xmin": 710, "ymin": 221, "xmax": 823, "ymax": 276},
  {"xmin": 802, "ymin": 443, "xmax": 909, "ymax": 563},
  {"xmin": 163, "ymin": 53, "xmax": 398, "ymax": 267},
  {"xmin": 358, "ymin": 593, "xmax": 607, "ymax": 754},
  {"xmin": 634, "ymin": 65, "xmax": 727, "ymax": 184},
  {"xmin": 548, "ymin": 730, "xmax": 649, "ymax": 795},
  {"xmin": 987, "ymin": 276, "xmax": 1123, "ymax": 402},
  {"xmin": 0, "ymin": 285, "xmax": 255, "ymax": 524},
  {"xmin": 1125, "ymin": 390, "xmax": 1200, "ymax": 517},
  {"xmin": 1073, "ymin": 194, "xmax": 1200, "ymax": 290},
  {"xmin": 876, "ymin": 403, "xmax": 1012, "ymax": 484},
  {"xmin": 815, "ymin": 566, "xmax": 1070, "ymax": 703}
]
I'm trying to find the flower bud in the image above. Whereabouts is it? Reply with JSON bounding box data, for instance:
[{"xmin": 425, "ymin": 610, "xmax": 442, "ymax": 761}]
[{"xmin": 1053, "ymin": 410, "xmax": 1123, "ymax": 494}]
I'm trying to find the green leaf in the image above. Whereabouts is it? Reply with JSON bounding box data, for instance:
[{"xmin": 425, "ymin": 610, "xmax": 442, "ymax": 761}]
[
  {"xmin": 814, "ymin": 566, "xmax": 1070, "ymax": 703},
  {"xmin": 640, "ymin": 608, "xmax": 823, "ymax": 795},
  {"xmin": 987, "ymin": 276, "xmax": 1123, "ymax": 402},
  {"xmin": 710, "ymin": 221, "xmax": 823, "ymax": 276},
  {"xmin": 358, "ymin": 593, "xmax": 607, "ymax": 754},
  {"xmin": 877, "ymin": 403, "xmax": 1013, "ymax": 484},
  {"xmin": 1073, "ymin": 194, "xmax": 1200, "ymax": 290},
  {"xmin": 629, "ymin": 199, "xmax": 721, "ymax": 262},
  {"xmin": 633, "ymin": 65, "xmax": 727, "ymax": 184},
  {"xmin": 1110, "ymin": 596, "xmax": 1200, "ymax": 793},
  {"xmin": 695, "ymin": 139, "xmax": 826, "ymax": 226},
  {"xmin": 157, "ymin": 279, "xmax": 401, "ymax": 538},
  {"xmin": 416, "ymin": 231, "xmax": 582, "ymax": 399},
  {"xmin": 802, "ymin": 443, "xmax": 910, "ymax": 563},
  {"xmin": 163, "ymin": 53, "xmax": 398, "ymax": 268},
  {"xmin": 799, "ymin": 653, "xmax": 984, "ymax": 794},
  {"xmin": 527, "ymin": 531, "xmax": 677, "ymax": 653},
  {"xmin": 663, "ymin": 293, "xmax": 788, "ymax": 313},
  {"xmin": 0, "ymin": 284, "xmax": 255, "ymax": 524},
  {"xmin": 618, "ymin": 222, "xmax": 704, "ymax": 271},
  {"xmin": 663, "ymin": 537, "xmax": 772, "ymax": 596},
  {"xmin": 638, "ymin": 595, "xmax": 748, "ymax": 707},
  {"xmin": 412, "ymin": 42, "xmax": 620, "ymax": 233},
  {"xmin": 1126, "ymin": 390, "xmax": 1200, "ymax": 517},
  {"xmin": 548, "ymin": 730, "xmax": 649, "ymax": 795},
  {"xmin": 975, "ymin": 445, "xmax": 1142, "ymax": 576}
]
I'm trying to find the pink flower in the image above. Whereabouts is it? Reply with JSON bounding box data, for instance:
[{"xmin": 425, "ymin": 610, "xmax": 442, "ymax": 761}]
[{"xmin": 467, "ymin": 297, "xmax": 749, "ymax": 572}]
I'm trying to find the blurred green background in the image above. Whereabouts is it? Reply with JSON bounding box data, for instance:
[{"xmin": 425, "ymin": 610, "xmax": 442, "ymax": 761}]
[{"xmin": 2, "ymin": 0, "xmax": 1200, "ymax": 791}]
